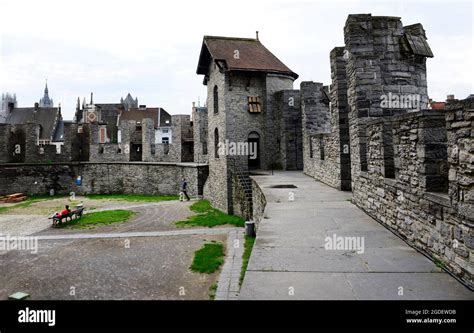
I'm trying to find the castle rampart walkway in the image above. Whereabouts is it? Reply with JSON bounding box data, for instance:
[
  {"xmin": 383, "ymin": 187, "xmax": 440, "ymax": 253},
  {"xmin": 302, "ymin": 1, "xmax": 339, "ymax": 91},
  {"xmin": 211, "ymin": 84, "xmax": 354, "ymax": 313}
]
[{"xmin": 239, "ymin": 171, "xmax": 473, "ymax": 300}]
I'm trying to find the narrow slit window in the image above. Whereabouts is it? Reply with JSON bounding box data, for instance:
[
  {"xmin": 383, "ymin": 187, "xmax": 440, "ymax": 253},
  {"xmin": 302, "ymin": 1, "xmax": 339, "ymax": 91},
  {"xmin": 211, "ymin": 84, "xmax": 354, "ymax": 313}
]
[
  {"xmin": 319, "ymin": 136, "xmax": 325, "ymax": 161},
  {"xmin": 213, "ymin": 86, "xmax": 219, "ymax": 114}
]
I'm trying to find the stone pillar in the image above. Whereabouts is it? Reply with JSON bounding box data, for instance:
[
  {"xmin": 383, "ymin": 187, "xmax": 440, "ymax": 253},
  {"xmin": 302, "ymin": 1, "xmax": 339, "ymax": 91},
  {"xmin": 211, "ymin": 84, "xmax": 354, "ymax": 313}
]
[
  {"xmin": 193, "ymin": 106, "xmax": 209, "ymax": 164},
  {"xmin": 142, "ymin": 117, "xmax": 155, "ymax": 162},
  {"xmin": 445, "ymin": 97, "xmax": 474, "ymax": 222},
  {"xmin": 24, "ymin": 123, "xmax": 39, "ymax": 163},
  {"xmin": 275, "ymin": 90, "xmax": 302, "ymax": 170},
  {"xmin": 330, "ymin": 47, "xmax": 352, "ymax": 190}
]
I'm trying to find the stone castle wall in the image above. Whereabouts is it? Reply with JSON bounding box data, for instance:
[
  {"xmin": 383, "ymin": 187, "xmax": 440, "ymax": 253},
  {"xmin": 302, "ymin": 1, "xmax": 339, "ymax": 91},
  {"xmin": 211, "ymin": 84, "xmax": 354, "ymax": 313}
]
[
  {"xmin": 0, "ymin": 117, "xmax": 191, "ymax": 165},
  {"xmin": 299, "ymin": 14, "xmax": 472, "ymax": 288},
  {"xmin": 352, "ymin": 105, "xmax": 473, "ymax": 288},
  {"xmin": 302, "ymin": 81, "xmax": 349, "ymax": 189},
  {"xmin": 0, "ymin": 162, "xmax": 207, "ymax": 197},
  {"xmin": 251, "ymin": 177, "xmax": 267, "ymax": 231}
]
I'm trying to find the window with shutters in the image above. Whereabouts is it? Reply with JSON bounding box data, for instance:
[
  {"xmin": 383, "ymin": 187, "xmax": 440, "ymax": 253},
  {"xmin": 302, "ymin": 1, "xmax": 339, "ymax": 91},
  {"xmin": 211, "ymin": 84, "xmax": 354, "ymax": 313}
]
[
  {"xmin": 99, "ymin": 127, "xmax": 107, "ymax": 144},
  {"xmin": 248, "ymin": 96, "xmax": 262, "ymax": 113}
]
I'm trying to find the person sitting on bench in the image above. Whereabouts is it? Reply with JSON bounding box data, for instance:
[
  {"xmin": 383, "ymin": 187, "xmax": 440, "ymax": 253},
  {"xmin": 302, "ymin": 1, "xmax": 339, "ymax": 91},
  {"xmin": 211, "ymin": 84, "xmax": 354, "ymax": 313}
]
[{"xmin": 53, "ymin": 205, "xmax": 71, "ymax": 225}]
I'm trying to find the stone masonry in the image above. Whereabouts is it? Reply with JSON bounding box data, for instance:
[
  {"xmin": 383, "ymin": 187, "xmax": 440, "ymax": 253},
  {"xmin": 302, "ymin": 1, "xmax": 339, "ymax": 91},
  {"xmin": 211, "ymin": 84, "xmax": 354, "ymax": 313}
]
[
  {"xmin": 0, "ymin": 162, "xmax": 208, "ymax": 197},
  {"xmin": 301, "ymin": 14, "xmax": 472, "ymax": 288},
  {"xmin": 192, "ymin": 105, "xmax": 209, "ymax": 164},
  {"xmin": 302, "ymin": 78, "xmax": 352, "ymax": 190}
]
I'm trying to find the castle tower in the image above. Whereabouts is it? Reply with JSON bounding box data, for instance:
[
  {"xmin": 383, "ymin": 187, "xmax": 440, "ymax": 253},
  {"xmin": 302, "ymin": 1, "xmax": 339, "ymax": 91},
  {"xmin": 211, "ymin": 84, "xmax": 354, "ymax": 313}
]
[{"xmin": 196, "ymin": 35, "xmax": 298, "ymax": 214}]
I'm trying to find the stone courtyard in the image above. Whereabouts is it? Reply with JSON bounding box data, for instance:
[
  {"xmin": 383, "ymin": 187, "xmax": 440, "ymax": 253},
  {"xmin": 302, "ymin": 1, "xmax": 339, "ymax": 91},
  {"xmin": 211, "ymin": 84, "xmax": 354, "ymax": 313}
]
[{"xmin": 0, "ymin": 198, "xmax": 243, "ymax": 300}]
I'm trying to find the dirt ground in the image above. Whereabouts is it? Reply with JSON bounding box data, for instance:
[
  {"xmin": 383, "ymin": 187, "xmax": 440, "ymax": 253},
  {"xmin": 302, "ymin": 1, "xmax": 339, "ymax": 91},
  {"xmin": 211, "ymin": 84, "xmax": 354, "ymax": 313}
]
[{"xmin": 0, "ymin": 197, "xmax": 232, "ymax": 300}]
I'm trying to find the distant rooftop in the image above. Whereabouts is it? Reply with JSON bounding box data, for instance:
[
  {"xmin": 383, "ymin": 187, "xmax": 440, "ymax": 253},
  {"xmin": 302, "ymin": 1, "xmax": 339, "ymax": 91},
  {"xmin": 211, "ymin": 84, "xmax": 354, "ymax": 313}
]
[
  {"xmin": 119, "ymin": 107, "xmax": 171, "ymax": 128},
  {"xmin": 6, "ymin": 106, "xmax": 60, "ymax": 140}
]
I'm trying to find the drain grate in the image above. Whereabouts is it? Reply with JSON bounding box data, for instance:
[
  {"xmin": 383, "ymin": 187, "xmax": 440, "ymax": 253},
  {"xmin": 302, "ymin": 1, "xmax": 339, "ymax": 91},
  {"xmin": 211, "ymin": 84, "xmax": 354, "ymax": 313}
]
[{"xmin": 268, "ymin": 184, "xmax": 298, "ymax": 189}]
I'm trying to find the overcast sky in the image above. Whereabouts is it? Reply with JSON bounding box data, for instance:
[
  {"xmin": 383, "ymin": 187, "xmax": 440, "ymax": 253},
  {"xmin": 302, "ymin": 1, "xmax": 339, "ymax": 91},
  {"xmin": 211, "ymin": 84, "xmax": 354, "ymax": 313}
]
[{"xmin": 0, "ymin": 0, "xmax": 472, "ymax": 120}]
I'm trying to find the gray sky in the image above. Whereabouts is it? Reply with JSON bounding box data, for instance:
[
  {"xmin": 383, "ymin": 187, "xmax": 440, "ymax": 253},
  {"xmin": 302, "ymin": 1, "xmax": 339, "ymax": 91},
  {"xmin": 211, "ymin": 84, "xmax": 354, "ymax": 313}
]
[{"xmin": 0, "ymin": 0, "xmax": 472, "ymax": 120}]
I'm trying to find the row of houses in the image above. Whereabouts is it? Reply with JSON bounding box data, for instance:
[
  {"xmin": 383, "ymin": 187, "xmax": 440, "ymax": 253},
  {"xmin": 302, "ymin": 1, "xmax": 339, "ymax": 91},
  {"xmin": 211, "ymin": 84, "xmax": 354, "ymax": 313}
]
[{"xmin": 0, "ymin": 86, "xmax": 209, "ymax": 164}]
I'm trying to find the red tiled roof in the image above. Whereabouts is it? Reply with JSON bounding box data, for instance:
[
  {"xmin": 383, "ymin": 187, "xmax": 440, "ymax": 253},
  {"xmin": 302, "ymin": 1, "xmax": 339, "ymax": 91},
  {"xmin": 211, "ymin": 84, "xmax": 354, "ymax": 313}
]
[
  {"xmin": 430, "ymin": 102, "xmax": 445, "ymax": 110},
  {"xmin": 197, "ymin": 36, "xmax": 298, "ymax": 79}
]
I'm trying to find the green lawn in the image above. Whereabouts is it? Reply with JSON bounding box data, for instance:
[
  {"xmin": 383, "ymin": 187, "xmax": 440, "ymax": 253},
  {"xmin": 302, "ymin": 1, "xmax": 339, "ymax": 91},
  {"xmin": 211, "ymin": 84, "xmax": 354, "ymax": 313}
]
[
  {"xmin": 190, "ymin": 242, "xmax": 225, "ymax": 274},
  {"xmin": 176, "ymin": 200, "xmax": 245, "ymax": 228},
  {"xmin": 85, "ymin": 194, "xmax": 178, "ymax": 202},
  {"xmin": 240, "ymin": 235, "xmax": 256, "ymax": 286},
  {"xmin": 57, "ymin": 209, "xmax": 135, "ymax": 229}
]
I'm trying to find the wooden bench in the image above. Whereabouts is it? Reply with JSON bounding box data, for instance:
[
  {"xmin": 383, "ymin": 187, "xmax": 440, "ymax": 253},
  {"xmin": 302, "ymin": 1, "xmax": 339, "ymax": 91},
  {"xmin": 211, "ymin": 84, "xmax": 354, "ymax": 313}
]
[{"xmin": 50, "ymin": 207, "xmax": 84, "ymax": 227}]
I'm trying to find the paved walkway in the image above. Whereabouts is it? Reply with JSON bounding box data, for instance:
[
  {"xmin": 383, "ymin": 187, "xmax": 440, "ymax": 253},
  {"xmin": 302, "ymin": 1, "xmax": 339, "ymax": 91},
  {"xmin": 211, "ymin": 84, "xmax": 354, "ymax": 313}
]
[
  {"xmin": 215, "ymin": 229, "xmax": 245, "ymax": 300},
  {"xmin": 34, "ymin": 227, "xmax": 239, "ymax": 241},
  {"xmin": 239, "ymin": 171, "xmax": 473, "ymax": 300}
]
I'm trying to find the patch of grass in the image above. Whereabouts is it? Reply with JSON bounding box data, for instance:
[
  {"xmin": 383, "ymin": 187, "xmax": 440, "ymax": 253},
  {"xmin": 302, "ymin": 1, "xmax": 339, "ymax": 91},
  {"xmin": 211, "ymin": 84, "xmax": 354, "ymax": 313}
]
[
  {"xmin": 240, "ymin": 235, "xmax": 256, "ymax": 286},
  {"xmin": 58, "ymin": 209, "xmax": 135, "ymax": 229},
  {"xmin": 0, "ymin": 195, "xmax": 69, "ymax": 214},
  {"xmin": 209, "ymin": 282, "xmax": 218, "ymax": 300},
  {"xmin": 190, "ymin": 242, "xmax": 225, "ymax": 274},
  {"xmin": 434, "ymin": 258, "xmax": 446, "ymax": 270},
  {"xmin": 0, "ymin": 206, "xmax": 13, "ymax": 214},
  {"xmin": 176, "ymin": 200, "xmax": 245, "ymax": 228},
  {"xmin": 189, "ymin": 200, "xmax": 213, "ymax": 213},
  {"xmin": 85, "ymin": 194, "xmax": 178, "ymax": 202}
]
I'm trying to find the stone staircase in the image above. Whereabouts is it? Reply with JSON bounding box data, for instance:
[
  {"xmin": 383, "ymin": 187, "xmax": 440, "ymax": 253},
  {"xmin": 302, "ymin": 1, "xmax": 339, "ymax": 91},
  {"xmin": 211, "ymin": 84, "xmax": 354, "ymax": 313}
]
[{"xmin": 230, "ymin": 159, "xmax": 253, "ymax": 220}]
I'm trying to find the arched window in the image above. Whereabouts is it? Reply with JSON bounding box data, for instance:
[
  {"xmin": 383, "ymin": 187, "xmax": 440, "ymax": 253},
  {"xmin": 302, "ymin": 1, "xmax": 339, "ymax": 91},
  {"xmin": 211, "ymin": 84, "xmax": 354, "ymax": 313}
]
[
  {"xmin": 214, "ymin": 128, "xmax": 219, "ymax": 158},
  {"xmin": 213, "ymin": 85, "xmax": 219, "ymax": 114}
]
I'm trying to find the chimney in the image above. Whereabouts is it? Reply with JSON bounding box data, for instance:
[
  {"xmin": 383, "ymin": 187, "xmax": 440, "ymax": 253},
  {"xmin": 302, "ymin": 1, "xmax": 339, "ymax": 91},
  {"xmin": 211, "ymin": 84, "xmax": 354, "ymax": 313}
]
[
  {"xmin": 139, "ymin": 105, "xmax": 146, "ymax": 110},
  {"xmin": 34, "ymin": 102, "xmax": 39, "ymax": 111},
  {"xmin": 256, "ymin": 31, "xmax": 259, "ymax": 41},
  {"xmin": 90, "ymin": 92, "xmax": 94, "ymax": 104},
  {"xmin": 446, "ymin": 94, "xmax": 455, "ymax": 101}
]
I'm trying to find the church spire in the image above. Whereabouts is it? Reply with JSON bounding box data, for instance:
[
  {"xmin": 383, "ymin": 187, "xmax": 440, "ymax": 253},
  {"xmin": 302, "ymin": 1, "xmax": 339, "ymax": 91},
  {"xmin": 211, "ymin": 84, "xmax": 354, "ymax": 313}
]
[{"xmin": 39, "ymin": 79, "xmax": 53, "ymax": 107}]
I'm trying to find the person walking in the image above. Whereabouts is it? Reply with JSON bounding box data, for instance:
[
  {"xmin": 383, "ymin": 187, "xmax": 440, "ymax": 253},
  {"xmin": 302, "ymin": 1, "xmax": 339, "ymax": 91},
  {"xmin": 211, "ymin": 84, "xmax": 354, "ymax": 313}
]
[{"xmin": 181, "ymin": 178, "xmax": 190, "ymax": 201}]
